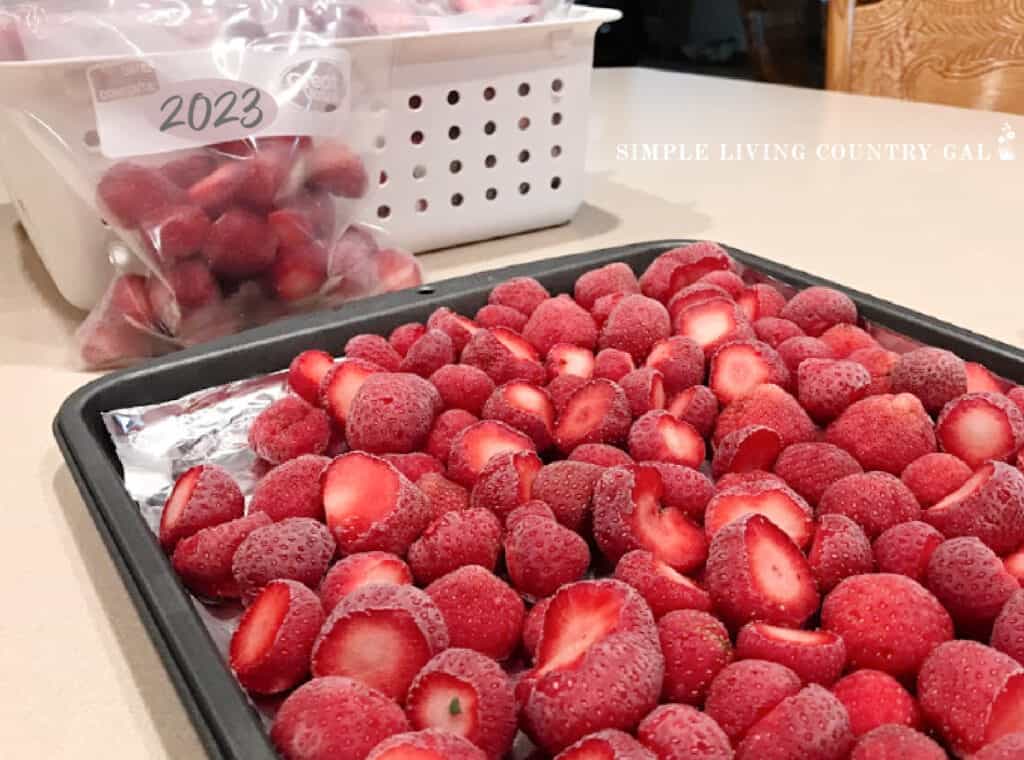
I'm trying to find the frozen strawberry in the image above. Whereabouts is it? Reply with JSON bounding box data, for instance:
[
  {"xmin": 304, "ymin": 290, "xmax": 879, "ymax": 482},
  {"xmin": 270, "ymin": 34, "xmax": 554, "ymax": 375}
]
[
  {"xmin": 285, "ymin": 350, "xmax": 335, "ymax": 406},
  {"xmin": 900, "ymin": 452, "xmax": 972, "ymax": 508},
  {"xmin": 627, "ymin": 411, "xmax": 705, "ymax": 467},
  {"xmin": 555, "ymin": 379, "xmax": 632, "ymax": 453},
  {"xmin": 312, "ymin": 584, "xmax": 448, "ymax": 700},
  {"xmin": 924, "ymin": 461, "xmax": 1024, "ymax": 554},
  {"xmin": 408, "ymin": 509, "xmax": 503, "ymax": 584},
  {"xmin": 598, "ymin": 295, "xmax": 672, "ymax": 362},
  {"xmin": 714, "ymin": 384, "xmax": 816, "ymax": 448},
  {"xmin": 776, "ymin": 335, "xmax": 835, "ymax": 374},
  {"xmin": 700, "ymin": 270, "xmax": 746, "ymax": 299},
  {"xmin": 345, "ymin": 334, "xmax": 402, "ymax": 372},
  {"xmin": 712, "ymin": 425, "xmax": 783, "ymax": 478},
  {"xmin": 797, "ymin": 359, "xmax": 872, "ymax": 422},
  {"xmin": 159, "ymin": 464, "xmax": 244, "ymax": 551},
  {"xmin": 574, "ymin": 262, "xmax": 641, "ymax": 309},
  {"xmin": 465, "ymin": 447, "xmax": 540, "ymax": 522},
  {"xmin": 489, "ymin": 277, "xmax": 549, "ymax": 316},
  {"xmin": 705, "ymin": 514, "xmax": 818, "ymax": 627},
  {"xmin": 737, "ymin": 283, "xmax": 787, "ymax": 322},
  {"xmin": 270, "ymin": 676, "xmax": 410, "ymax": 760},
  {"xmin": 97, "ymin": 161, "xmax": 188, "ymax": 228},
  {"xmin": 593, "ymin": 348, "xmax": 636, "ymax": 382},
  {"xmin": 754, "ymin": 317, "xmax": 805, "ymax": 348},
  {"xmin": 447, "ymin": 420, "xmax": 535, "ymax": 487},
  {"xmin": 716, "ymin": 470, "xmax": 787, "ymax": 491},
  {"xmin": 1004, "ymin": 546, "xmax": 1024, "ymax": 584},
  {"xmin": 872, "ymin": 521, "xmax": 945, "ymax": 582},
  {"xmin": 267, "ymin": 242, "xmax": 328, "ymax": 301},
  {"xmin": 249, "ymin": 396, "xmax": 331, "ymax": 465},
  {"xmin": 319, "ymin": 552, "xmax": 412, "ymax": 613},
  {"xmin": 427, "ymin": 307, "xmax": 479, "ymax": 353},
  {"xmin": 325, "ymin": 226, "xmax": 379, "ymax": 298},
  {"xmin": 850, "ymin": 726, "xmax": 945, "ymax": 760},
  {"xmin": 162, "ymin": 152, "xmax": 217, "ymax": 188},
  {"xmin": 417, "ymin": 473, "xmax": 470, "ymax": 521},
  {"xmin": 639, "ymin": 247, "xmax": 694, "ymax": 303},
  {"xmin": 346, "ymin": 373, "xmax": 440, "ymax": 454},
  {"xmin": 737, "ymin": 624, "xmax": 846, "ymax": 686},
  {"xmin": 370, "ymin": 249, "xmax": 424, "ymax": 290},
  {"xmin": 591, "ymin": 292, "xmax": 628, "ymax": 330},
  {"xmin": 518, "ymin": 580, "xmax": 663, "ymax": 753},
  {"xmin": 926, "ymin": 537, "xmax": 1018, "ymax": 635},
  {"xmin": 918, "ymin": 640, "xmax": 1024, "ymax": 755},
  {"xmin": 815, "ymin": 324, "xmax": 875, "ymax": 359},
  {"xmin": 666, "ymin": 282, "xmax": 733, "ymax": 323},
  {"xmin": 993, "ymin": 590, "xmax": 1024, "ymax": 666},
  {"xmin": 461, "ymin": 328, "xmax": 546, "ymax": 386},
  {"xmin": 826, "ymin": 393, "xmax": 936, "ymax": 474},
  {"xmin": 936, "ymin": 392, "xmax": 1024, "ymax": 468},
  {"xmin": 521, "ymin": 597, "xmax": 551, "ymax": 659},
  {"xmin": 736, "ymin": 684, "xmax": 854, "ymax": 760},
  {"xmin": 146, "ymin": 259, "xmax": 220, "ymax": 334},
  {"xmin": 846, "ymin": 346, "xmax": 899, "ymax": 395},
  {"xmin": 306, "ymin": 141, "xmax": 368, "ymax": 197},
  {"xmin": 889, "ymin": 347, "xmax": 967, "ymax": 413},
  {"xmin": 77, "ymin": 275, "xmax": 161, "ymax": 367},
  {"xmin": 530, "ymin": 460, "xmax": 602, "ymax": 530},
  {"xmin": 482, "ymin": 382, "xmax": 555, "ymax": 450},
  {"xmin": 546, "ymin": 344, "xmax": 596, "ymax": 381},
  {"xmin": 966, "ymin": 361, "xmax": 1007, "ymax": 393},
  {"xmin": 555, "ymin": 729, "xmax": 656, "ymax": 760},
  {"xmin": 1010, "ymin": 386, "xmax": 1024, "ymax": 417},
  {"xmin": 380, "ymin": 453, "xmax": 443, "ymax": 483},
  {"xmin": 667, "ymin": 385, "xmax": 720, "ymax": 437},
  {"xmin": 366, "ymin": 730, "xmax": 486, "ymax": 760},
  {"xmin": 426, "ymin": 566, "xmax": 524, "ymax": 660},
  {"xmin": 780, "ymin": 286, "xmax": 857, "ymax": 337},
  {"xmin": 407, "ymin": 648, "xmax": 516, "ymax": 759},
  {"xmin": 426, "ymin": 409, "xmax": 479, "ymax": 463},
  {"xmin": 506, "ymin": 515, "xmax": 590, "ymax": 598},
  {"xmin": 524, "ymin": 295, "xmax": 599, "ymax": 355},
  {"xmin": 320, "ymin": 358, "xmax": 382, "ymax": 427},
  {"xmin": 655, "ymin": 609, "xmax": 731, "ymax": 705},
  {"xmin": 232, "ymin": 517, "xmax": 335, "ymax": 604},
  {"xmin": 646, "ymin": 462, "xmax": 715, "ymax": 522},
  {"xmin": 400, "ymin": 330, "xmax": 455, "ymax": 378},
  {"xmin": 674, "ymin": 298, "xmax": 756, "ymax": 357},
  {"xmin": 322, "ymin": 452, "xmax": 430, "ymax": 555},
  {"xmin": 614, "ymin": 550, "xmax": 712, "ymax": 618},
  {"xmin": 619, "ymin": 369, "xmax": 666, "ymax": 417},
  {"xmin": 665, "ymin": 242, "xmax": 734, "ymax": 294},
  {"xmin": 818, "ymin": 471, "xmax": 920, "ymax": 540},
  {"xmin": 704, "ymin": 480, "xmax": 814, "ymax": 549},
  {"xmin": 202, "ymin": 207, "xmax": 278, "ymax": 279},
  {"xmin": 430, "ymin": 365, "xmax": 495, "ymax": 416},
  {"xmin": 709, "ymin": 340, "xmax": 790, "ymax": 405},
  {"xmin": 506, "ymin": 500, "xmax": 557, "ymax": 530},
  {"xmin": 229, "ymin": 579, "xmax": 324, "ymax": 694},
  {"xmin": 268, "ymin": 207, "xmax": 316, "ymax": 248},
  {"xmin": 593, "ymin": 465, "xmax": 708, "ymax": 572},
  {"xmin": 139, "ymin": 203, "xmax": 211, "ymax": 263},
  {"xmin": 249, "ymin": 454, "xmax": 329, "ymax": 522},
  {"xmin": 771, "ymin": 442, "xmax": 862, "ymax": 506},
  {"xmin": 281, "ymin": 188, "xmax": 337, "ymax": 239},
  {"xmin": 643, "ymin": 338, "xmax": 703, "ymax": 397},
  {"xmin": 704, "ymin": 660, "xmax": 802, "ymax": 745},
  {"xmin": 830, "ymin": 669, "xmax": 921, "ymax": 737},
  {"xmin": 569, "ymin": 443, "xmax": 634, "ymax": 468},
  {"xmin": 973, "ymin": 733, "xmax": 1024, "ymax": 760},
  {"xmin": 809, "ymin": 514, "xmax": 874, "ymax": 592},
  {"xmin": 187, "ymin": 162, "xmax": 248, "ymax": 215},
  {"xmin": 389, "ymin": 323, "xmax": 427, "ymax": 357},
  {"xmin": 171, "ymin": 512, "xmax": 272, "ymax": 599},
  {"xmin": 638, "ymin": 704, "xmax": 732, "ymax": 760},
  {"xmin": 821, "ymin": 573, "xmax": 952, "ymax": 681},
  {"xmin": 475, "ymin": 303, "xmax": 528, "ymax": 332},
  {"xmin": 547, "ymin": 374, "xmax": 591, "ymax": 415}
]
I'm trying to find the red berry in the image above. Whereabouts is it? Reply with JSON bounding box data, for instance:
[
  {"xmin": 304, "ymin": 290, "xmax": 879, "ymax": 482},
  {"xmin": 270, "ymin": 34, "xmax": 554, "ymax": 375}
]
[
  {"xmin": 780, "ymin": 286, "xmax": 858, "ymax": 337},
  {"xmin": 575, "ymin": 262, "xmax": 641, "ymax": 309},
  {"xmin": 305, "ymin": 141, "xmax": 368, "ymax": 197},
  {"xmin": 737, "ymin": 283, "xmax": 787, "ymax": 322},
  {"xmin": 418, "ymin": 473, "xmax": 470, "ymax": 520},
  {"xmin": 162, "ymin": 152, "xmax": 217, "ymax": 188},
  {"xmin": 754, "ymin": 317, "xmax": 804, "ymax": 348},
  {"xmin": 249, "ymin": 454, "xmax": 329, "ymax": 522},
  {"xmin": 476, "ymin": 303, "xmax": 529, "ymax": 332},
  {"xmin": 249, "ymin": 396, "xmax": 330, "ymax": 465},
  {"xmin": 772, "ymin": 442, "xmax": 862, "ymax": 506},
  {"xmin": 430, "ymin": 365, "xmax": 495, "ymax": 415},
  {"xmin": 546, "ymin": 343, "xmax": 596, "ymax": 380},
  {"xmin": 530, "ymin": 460, "xmax": 602, "ymax": 530},
  {"xmin": 97, "ymin": 161, "xmax": 187, "ymax": 227},
  {"xmin": 640, "ymin": 243, "xmax": 732, "ymax": 302},
  {"xmin": 171, "ymin": 512, "xmax": 272, "ymax": 600},
  {"xmin": 936, "ymin": 392, "xmax": 1024, "ymax": 468},
  {"xmin": 468, "ymin": 450, "xmax": 542, "ymax": 521},
  {"xmin": 461, "ymin": 327, "xmax": 546, "ymax": 386},
  {"xmin": 614, "ymin": 550, "xmax": 712, "ymax": 619},
  {"xmin": 645, "ymin": 336, "xmax": 705, "ymax": 396},
  {"xmin": 506, "ymin": 500, "xmax": 557, "ymax": 531},
  {"xmin": 809, "ymin": 514, "xmax": 875, "ymax": 592},
  {"xmin": 619, "ymin": 368, "xmax": 667, "ymax": 417},
  {"xmin": 140, "ymin": 203, "xmax": 212, "ymax": 263},
  {"xmin": 710, "ymin": 340, "xmax": 791, "ymax": 405},
  {"xmin": 389, "ymin": 322, "xmax": 427, "ymax": 356},
  {"xmin": 872, "ymin": 520, "xmax": 945, "ymax": 582},
  {"xmin": 711, "ymin": 425, "xmax": 784, "ymax": 479},
  {"xmin": 488, "ymin": 277, "xmax": 549, "ymax": 316},
  {"xmin": 966, "ymin": 361, "xmax": 1007, "ymax": 393},
  {"xmin": 831, "ymin": 669, "xmax": 921, "ymax": 737},
  {"xmin": 555, "ymin": 729, "xmax": 656, "ymax": 760},
  {"xmin": 591, "ymin": 292, "xmax": 628, "ymax": 330},
  {"xmin": 704, "ymin": 480, "xmax": 814, "ymax": 550},
  {"xmin": 736, "ymin": 624, "xmax": 846, "ymax": 686},
  {"xmin": 674, "ymin": 298, "xmax": 755, "ymax": 357},
  {"xmin": 319, "ymin": 551, "xmax": 412, "ymax": 613},
  {"xmin": 826, "ymin": 393, "xmax": 936, "ymax": 474},
  {"xmin": 288, "ymin": 349, "xmax": 335, "ymax": 405},
  {"xmin": 735, "ymin": 684, "xmax": 854, "ymax": 760},
  {"xmin": 380, "ymin": 452, "xmax": 443, "ymax": 483},
  {"xmin": 849, "ymin": 346, "xmax": 901, "ymax": 395},
  {"xmin": 548, "ymin": 374, "xmax": 591, "ymax": 414},
  {"xmin": 704, "ymin": 659, "xmax": 802, "ymax": 745},
  {"xmin": 203, "ymin": 207, "xmax": 279, "ymax": 279},
  {"xmin": 924, "ymin": 461, "xmax": 1024, "ymax": 554},
  {"xmin": 992, "ymin": 589, "xmax": 1024, "ymax": 666},
  {"xmin": 599, "ymin": 295, "xmax": 672, "ymax": 362},
  {"xmin": 426, "ymin": 409, "xmax": 479, "ymax": 463},
  {"xmin": 400, "ymin": 330, "xmax": 456, "ymax": 378},
  {"xmin": 667, "ymin": 385, "xmax": 720, "ymax": 437},
  {"xmin": 900, "ymin": 452, "xmax": 972, "ymax": 507},
  {"xmin": 666, "ymin": 282, "xmax": 733, "ymax": 322},
  {"xmin": 657, "ymin": 610, "xmax": 732, "ymax": 705},
  {"xmin": 521, "ymin": 597, "xmax": 551, "ymax": 660},
  {"xmin": 849, "ymin": 725, "xmax": 945, "ymax": 760},
  {"xmin": 346, "ymin": 373, "xmax": 440, "ymax": 454},
  {"xmin": 714, "ymin": 384, "xmax": 816, "ymax": 448},
  {"xmin": 159, "ymin": 464, "xmax": 244, "ymax": 551},
  {"xmin": 426, "ymin": 566, "xmax": 524, "ymax": 660},
  {"xmin": 796, "ymin": 359, "xmax": 871, "ymax": 422},
  {"xmin": 524, "ymin": 295, "xmax": 599, "ymax": 355},
  {"xmin": 232, "ymin": 517, "xmax": 335, "ymax": 604},
  {"xmin": 776, "ymin": 336, "xmax": 835, "ymax": 374},
  {"xmin": 267, "ymin": 241, "xmax": 328, "ymax": 301},
  {"xmin": 818, "ymin": 323, "xmax": 876, "ymax": 358},
  {"xmin": 593, "ymin": 348, "xmax": 636, "ymax": 382},
  {"xmin": 638, "ymin": 704, "xmax": 732, "ymax": 760},
  {"xmin": 408, "ymin": 509, "xmax": 503, "ymax": 584},
  {"xmin": 700, "ymin": 270, "xmax": 746, "ymax": 299},
  {"xmin": 447, "ymin": 420, "xmax": 536, "ymax": 487},
  {"xmin": 320, "ymin": 358, "xmax": 382, "ymax": 428},
  {"xmin": 345, "ymin": 334, "xmax": 402, "ymax": 372},
  {"xmin": 428, "ymin": 307, "xmax": 480, "ymax": 353},
  {"xmin": 925, "ymin": 536, "xmax": 1018, "ymax": 635},
  {"xmin": 891, "ymin": 347, "xmax": 968, "ymax": 413},
  {"xmin": 482, "ymin": 382, "xmax": 555, "ymax": 450},
  {"xmin": 506, "ymin": 516, "xmax": 590, "ymax": 597},
  {"xmin": 555, "ymin": 379, "xmax": 632, "ymax": 454},
  {"xmin": 628, "ymin": 411, "xmax": 705, "ymax": 468},
  {"xmin": 569, "ymin": 443, "xmax": 634, "ymax": 468},
  {"xmin": 366, "ymin": 730, "xmax": 486, "ymax": 760}
]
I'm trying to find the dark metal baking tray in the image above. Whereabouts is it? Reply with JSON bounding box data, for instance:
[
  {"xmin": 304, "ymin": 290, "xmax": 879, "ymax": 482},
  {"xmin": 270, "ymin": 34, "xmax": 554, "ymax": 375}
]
[{"xmin": 53, "ymin": 240, "xmax": 1024, "ymax": 760}]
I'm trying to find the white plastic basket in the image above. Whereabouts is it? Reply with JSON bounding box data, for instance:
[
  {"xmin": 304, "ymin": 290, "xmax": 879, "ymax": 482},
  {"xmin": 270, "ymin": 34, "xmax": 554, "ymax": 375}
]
[{"xmin": 0, "ymin": 6, "xmax": 619, "ymax": 311}]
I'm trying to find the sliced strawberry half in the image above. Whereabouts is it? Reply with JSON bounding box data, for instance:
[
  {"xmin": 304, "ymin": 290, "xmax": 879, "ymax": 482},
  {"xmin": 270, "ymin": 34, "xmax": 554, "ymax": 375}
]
[
  {"xmin": 704, "ymin": 481, "xmax": 814, "ymax": 549},
  {"xmin": 711, "ymin": 425, "xmax": 783, "ymax": 478},
  {"xmin": 547, "ymin": 343, "xmax": 596, "ymax": 380},
  {"xmin": 665, "ymin": 242, "xmax": 733, "ymax": 294},
  {"xmin": 409, "ymin": 672, "xmax": 480, "ymax": 740},
  {"xmin": 936, "ymin": 392, "xmax": 1024, "ymax": 468},
  {"xmin": 1004, "ymin": 546, "xmax": 1024, "ymax": 584},
  {"xmin": 709, "ymin": 340, "xmax": 790, "ymax": 405},
  {"xmin": 735, "ymin": 623, "xmax": 846, "ymax": 686},
  {"xmin": 447, "ymin": 420, "xmax": 537, "ymax": 487},
  {"xmin": 554, "ymin": 379, "xmax": 633, "ymax": 454},
  {"xmin": 966, "ymin": 361, "xmax": 1007, "ymax": 393},
  {"xmin": 556, "ymin": 729, "xmax": 656, "ymax": 759},
  {"xmin": 666, "ymin": 282, "xmax": 733, "ymax": 322},
  {"xmin": 627, "ymin": 411, "xmax": 705, "ymax": 468},
  {"xmin": 159, "ymin": 464, "xmax": 244, "ymax": 551},
  {"xmin": 268, "ymin": 207, "xmax": 316, "ymax": 248},
  {"xmin": 482, "ymin": 382, "xmax": 555, "ymax": 451},
  {"xmin": 427, "ymin": 307, "xmax": 480, "ymax": 353},
  {"xmin": 593, "ymin": 465, "xmax": 709, "ymax": 572},
  {"xmin": 319, "ymin": 551, "xmax": 413, "ymax": 613},
  {"xmin": 986, "ymin": 672, "xmax": 1024, "ymax": 747},
  {"xmin": 925, "ymin": 461, "xmax": 1024, "ymax": 555},
  {"xmin": 492, "ymin": 326, "xmax": 539, "ymax": 361},
  {"xmin": 187, "ymin": 161, "xmax": 247, "ymax": 214},
  {"xmin": 319, "ymin": 357, "xmax": 381, "ymax": 426},
  {"xmin": 287, "ymin": 349, "xmax": 334, "ymax": 405},
  {"xmin": 674, "ymin": 298, "xmax": 754, "ymax": 356}
]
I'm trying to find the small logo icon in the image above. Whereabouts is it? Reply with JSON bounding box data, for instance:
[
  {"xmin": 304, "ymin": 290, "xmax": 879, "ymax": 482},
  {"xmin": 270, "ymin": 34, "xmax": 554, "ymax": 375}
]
[
  {"xmin": 281, "ymin": 59, "xmax": 345, "ymax": 113},
  {"xmin": 997, "ymin": 123, "xmax": 1016, "ymax": 161}
]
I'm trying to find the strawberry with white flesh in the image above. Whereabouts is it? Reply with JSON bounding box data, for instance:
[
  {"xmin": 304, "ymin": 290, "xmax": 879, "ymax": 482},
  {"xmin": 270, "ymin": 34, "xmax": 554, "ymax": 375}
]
[
  {"xmin": 704, "ymin": 480, "xmax": 814, "ymax": 549},
  {"xmin": 663, "ymin": 241, "xmax": 735, "ymax": 295},
  {"xmin": 447, "ymin": 420, "xmax": 536, "ymax": 487},
  {"xmin": 555, "ymin": 729, "xmax": 657, "ymax": 760},
  {"xmin": 705, "ymin": 514, "xmax": 820, "ymax": 628},
  {"xmin": 305, "ymin": 141, "xmax": 368, "ymax": 198},
  {"xmin": 158, "ymin": 464, "xmax": 244, "ymax": 551},
  {"xmin": 966, "ymin": 361, "xmax": 1006, "ymax": 393},
  {"xmin": 674, "ymin": 298, "xmax": 755, "ymax": 356},
  {"xmin": 709, "ymin": 340, "xmax": 790, "ymax": 405},
  {"xmin": 638, "ymin": 704, "xmax": 733, "ymax": 760},
  {"xmin": 311, "ymin": 584, "xmax": 448, "ymax": 701},
  {"xmin": 319, "ymin": 358, "xmax": 382, "ymax": 427},
  {"xmin": 613, "ymin": 550, "xmax": 711, "ymax": 618},
  {"xmin": 547, "ymin": 343, "xmax": 596, "ymax": 380},
  {"xmin": 229, "ymin": 580, "xmax": 325, "ymax": 695},
  {"xmin": 574, "ymin": 262, "xmax": 641, "ymax": 310},
  {"xmin": 518, "ymin": 580, "xmax": 664, "ymax": 754},
  {"xmin": 711, "ymin": 425, "xmax": 784, "ymax": 479},
  {"xmin": 461, "ymin": 327, "xmax": 546, "ymax": 386},
  {"xmin": 406, "ymin": 648, "xmax": 517, "ymax": 759},
  {"xmin": 554, "ymin": 379, "xmax": 633, "ymax": 454},
  {"xmin": 288, "ymin": 349, "xmax": 334, "ymax": 405},
  {"xmin": 481, "ymin": 382, "xmax": 555, "ymax": 450},
  {"xmin": 319, "ymin": 552, "xmax": 413, "ymax": 614},
  {"xmin": 593, "ymin": 464, "xmax": 708, "ymax": 572},
  {"xmin": 924, "ymin": 461, "xmax": 1024, "ymax": 555},
  {"xmin": 666, "ymin": 282, "xmax": 732, "ymax": 323},
  {"xmin": 935, "ymin": 392, "xmax": 1024, "ymax": 468},
  {"xmin": 619, "ymin": 368, "xmax": 667, "ymax": 417},
  {"xmin": 322, "ymin": 452, "xmax": 431, "ymax": 556},
  {"xmin": 627, "ymin": 410, "xmax": 705, "ymax": 468},
  {"xmin": 667, "ymin": 385, "xmax": 720, "ymax": 437},
  {"xmin": 267, "ymin": 241, "xmax": 328, "ymax": 302},
  {"xmin": 736, "ymin": 283, "xmax": 788, "ymax": 322},
  {"xmin": 736, "ymin": 623, "xmax": 847, "ymax": 686},
  {"xmin": 427, "ymin": 307, "xmax": 480, "ymax": 353},
  {"xmin": 1004, "ymin": 546, "xmax": 1024, "ymax": 585},
  {"xmin": 366, "ymin": 730, "xmax": 486, "ymax": 760},
  {"xmin": 469, "ymin": 450, "xmax": 542, "ymax": 521},
  {"xmin": 172, "ymin": 512, "xmax": 271, "ymax": 600}
]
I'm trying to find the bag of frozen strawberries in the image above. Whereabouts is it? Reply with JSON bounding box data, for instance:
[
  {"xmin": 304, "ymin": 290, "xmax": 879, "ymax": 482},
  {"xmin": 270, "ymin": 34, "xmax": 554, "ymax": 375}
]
[{"xmin": 0, "ymin": 1, "xmax": 427, "ymax": 369}]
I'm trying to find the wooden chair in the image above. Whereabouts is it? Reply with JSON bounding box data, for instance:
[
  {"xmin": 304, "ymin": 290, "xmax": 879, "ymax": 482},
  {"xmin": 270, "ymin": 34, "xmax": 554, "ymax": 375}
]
[{"xmin": 827, "ymin": 0, "xmax": 1024, "ymax": 113}]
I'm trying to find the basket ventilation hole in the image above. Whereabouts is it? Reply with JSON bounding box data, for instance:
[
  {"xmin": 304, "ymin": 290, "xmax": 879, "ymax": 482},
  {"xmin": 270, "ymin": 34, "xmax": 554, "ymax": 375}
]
[
  {"xmin": 83, "ymin": 130, "xmax": 100, "ymax": 148},
  {"xmin": 518, "ymin": 82, "xmax": 530, "ymax": 96},
  {"xmin": 375, "ymin": 135, "xmax": 387, "ymax": 150},
  {"xmin": 413, "ymin": 165, "xmax": 427, "ymax": 180},
  {"xmin": 552, "ymin": 145, "xmax": 563, "ymax": 158},
  {"xmin": 486, "ymin": 188, "xmax": 498, "ymax": 201},
  {"xmin": 451, "ymin": 193, "xmax": 464, "ymax": 207},
  {"xmin": 377, "ymin": 205, "xmax": 391, "ymax": 219},
  {"xmin": 518, "ymin": 117, "xmax": 530, "ymax": 131},
  {"xmin": 450, "ymin": 160, "xmax": 463, "ymax": 174},
  {"xmin": 416, "ymin": 199, "xmax": 429, "ymax": 213},
  {"xmin": 447, "ymin": 90, "xmax": 460, "ymax": 105},
  {"xmin": 519, "ymin": 182, "xmax": 531, "ymax": 195},
  {"xmin": 484, "ymin": 121, "xmax": 497, "ymax": 135},
  {"xmin": 484, "ymin": 86, "xmax": 496, "ymax": 101},
  {"xmin": 411, "ymin": 130, "xmax": 424, "ymax": 145},
  {"xmin": 551, "ymin": 177, "xmax": 562, "ymax": 190},
  {"xmin": 518, "ymin": 150, "xmax": 530, "ymax": 163},
  {"xmin": 552, "ymin": 112, "xmax": 563, "ymax": 126},
  {"xmin": 552, "ymin": 78, "xmax": 564, "ymax": 93},
  {"xmin": 449, "ymin": 125, "xmax": 461, "ymax": 140},
  {"xmin": 379, "ymin": 171, "xmax": 389, "ymax": 186},
  {"xmin": 485, "ymin": 155, "xmax": 497, "ymax": 168},
  {"xmin": 408, "ymin": 94, "xmax": 422, "ymax": 110}
]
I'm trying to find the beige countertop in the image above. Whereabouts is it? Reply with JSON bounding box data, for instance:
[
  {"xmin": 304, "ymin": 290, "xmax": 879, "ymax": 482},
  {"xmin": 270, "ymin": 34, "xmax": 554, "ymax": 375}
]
[{"xmin": 1, "ymin": 67, "xmax": 1022, "ymax": 757}]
